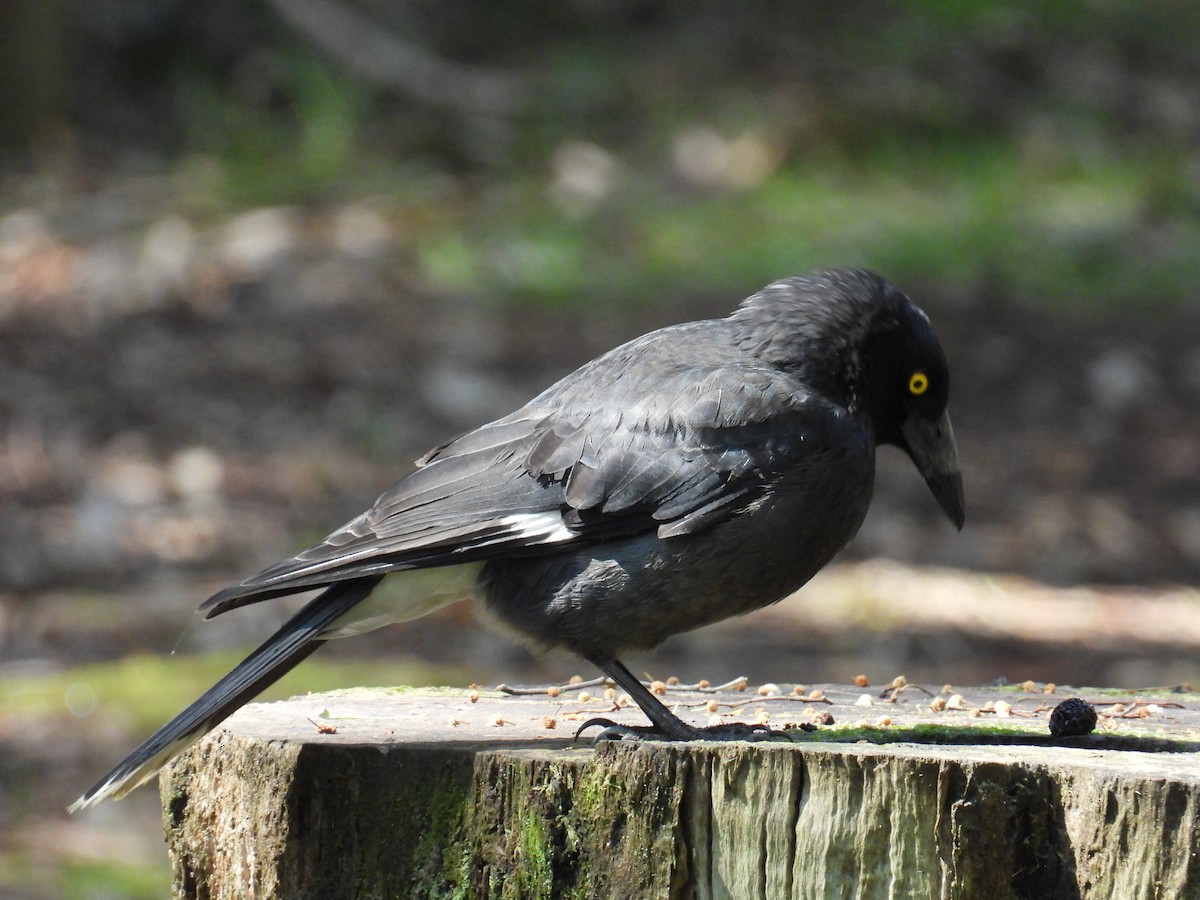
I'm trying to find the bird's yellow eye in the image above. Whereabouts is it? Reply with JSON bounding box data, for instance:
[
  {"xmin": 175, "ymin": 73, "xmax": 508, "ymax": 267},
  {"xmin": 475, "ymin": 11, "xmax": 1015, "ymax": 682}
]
[{"xmin": 908, "ymin": 371, "xmax": 929, "ymax": 395}]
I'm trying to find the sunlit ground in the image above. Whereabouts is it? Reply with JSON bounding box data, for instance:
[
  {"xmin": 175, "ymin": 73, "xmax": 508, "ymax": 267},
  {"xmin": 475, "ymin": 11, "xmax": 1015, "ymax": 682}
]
[{"xmin": 5, "ymin": 561, "xmax": 1199, "ymax": 898}]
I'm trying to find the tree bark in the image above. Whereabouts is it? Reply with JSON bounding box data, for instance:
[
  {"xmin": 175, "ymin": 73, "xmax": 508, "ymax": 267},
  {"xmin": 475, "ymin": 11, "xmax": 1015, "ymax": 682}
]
[{"xmin": 162, "ymin": 685, "xmax": 1200, "ymax": 899}]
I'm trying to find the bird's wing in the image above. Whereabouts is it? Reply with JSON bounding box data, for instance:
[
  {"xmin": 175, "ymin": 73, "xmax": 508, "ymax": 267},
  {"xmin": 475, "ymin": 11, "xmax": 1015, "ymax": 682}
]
[
  {"xmin": 199, "ymin": 420, "xmax": 567, "ymax": 617},
  {"xmin": 201, "ymin": 364, "xmax": 832, "ymax": 618},
  {"xmin": 532, "ymin": 365, "xmax": 829, "ymax": 540}
]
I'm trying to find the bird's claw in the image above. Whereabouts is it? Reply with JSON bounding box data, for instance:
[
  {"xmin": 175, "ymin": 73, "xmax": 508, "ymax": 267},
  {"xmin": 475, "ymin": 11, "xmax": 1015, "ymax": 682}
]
[
  {"xmin": 697, "ymin": 721, "xmax": 791, "ymax": 742},
  {"xmin": 574, "ymin": 717, "xmax": 791, "ymax": 744},
  {"xmin": 575, "ymin": 717, "xmax": 652, "ymax": 743}
]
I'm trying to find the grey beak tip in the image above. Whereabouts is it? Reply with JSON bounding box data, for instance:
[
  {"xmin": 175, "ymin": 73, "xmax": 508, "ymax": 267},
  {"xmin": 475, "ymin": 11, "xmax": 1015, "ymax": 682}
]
[
  {"xmin": 902, "ymin": 410, "xmax": 964, "ymax": 531},
  {"xmin": 926, "ymin": 470, "xmax": 965, "ymax": 531},
  {"xmin": 942, "ymin": 494, "xmax": 966, "ymax": 532}
]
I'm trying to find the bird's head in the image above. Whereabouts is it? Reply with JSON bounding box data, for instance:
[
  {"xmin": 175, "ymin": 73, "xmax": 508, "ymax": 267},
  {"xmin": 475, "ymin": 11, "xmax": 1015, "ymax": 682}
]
[
  {"xmin": 856, "ymin": 276, "xmax": 965, "ymax": 530},
  {"xmin": 732, "ymin": 268, "xmax": 964, "ymax": 529}
]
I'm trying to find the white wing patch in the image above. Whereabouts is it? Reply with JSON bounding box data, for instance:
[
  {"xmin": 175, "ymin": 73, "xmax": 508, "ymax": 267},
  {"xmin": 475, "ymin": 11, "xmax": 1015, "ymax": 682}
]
[
  {"xmin": 246, "ymin": 512, "xmax": 579, "ymax": 595},
  {"xmin": 496, "ymin": 512, "xmax": 575, "ymax": 544}
]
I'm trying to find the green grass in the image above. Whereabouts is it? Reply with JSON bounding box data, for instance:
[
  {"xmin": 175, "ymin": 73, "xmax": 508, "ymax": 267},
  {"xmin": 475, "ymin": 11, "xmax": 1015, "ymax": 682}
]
[
  {"xmin": 176, "ymin": 49, "xmax": 385, "ymax": 208},
  {"xmin": 1, "ymin": 858, "xmax": 168, "ymax": 900},
  {"xmin": 1, "ymin": 649, "xmax": 470, "ymax": 736},
  {"xmin": 158, "ymin": 26, "xmax": 1200, "ymax": 319},
  {"xmin": 402, "ymin": 142, "xmax": 1200, "ymax": 316}
]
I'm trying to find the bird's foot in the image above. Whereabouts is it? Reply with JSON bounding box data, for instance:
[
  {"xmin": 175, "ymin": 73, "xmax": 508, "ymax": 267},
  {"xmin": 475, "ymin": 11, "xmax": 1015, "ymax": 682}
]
[{"xmin": 575, "ymin": 717, "xmax": 790, "ymax": 744}]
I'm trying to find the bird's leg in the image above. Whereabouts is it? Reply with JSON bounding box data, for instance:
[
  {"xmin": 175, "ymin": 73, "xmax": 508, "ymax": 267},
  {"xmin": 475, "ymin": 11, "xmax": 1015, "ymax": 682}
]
[
  {"xmin": 576, "ymin": 657, "xmax": 787, "ymax": 743},
  {"xmin": 582, "ymin": 658, "xmax": 697, "ymax": 739}
]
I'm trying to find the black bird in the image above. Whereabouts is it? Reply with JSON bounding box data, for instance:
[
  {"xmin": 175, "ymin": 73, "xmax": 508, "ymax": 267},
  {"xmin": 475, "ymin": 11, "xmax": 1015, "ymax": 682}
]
[{"xmin": 71, "ymin": 267, "xmax": 963, "ymax": 810}]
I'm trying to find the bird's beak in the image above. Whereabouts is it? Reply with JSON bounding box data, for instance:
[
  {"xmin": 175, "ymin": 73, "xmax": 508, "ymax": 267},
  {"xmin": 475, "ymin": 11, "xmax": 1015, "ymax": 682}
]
[{"xmin": 901, "ymin": 409, "xmax": 965, "ymax": 530}]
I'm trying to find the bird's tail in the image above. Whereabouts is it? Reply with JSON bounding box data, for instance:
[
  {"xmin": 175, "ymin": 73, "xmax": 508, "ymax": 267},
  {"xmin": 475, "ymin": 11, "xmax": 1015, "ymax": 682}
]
[{"xmin": 69, "ymin": 576, "xmax": 382, "ymax": 812}]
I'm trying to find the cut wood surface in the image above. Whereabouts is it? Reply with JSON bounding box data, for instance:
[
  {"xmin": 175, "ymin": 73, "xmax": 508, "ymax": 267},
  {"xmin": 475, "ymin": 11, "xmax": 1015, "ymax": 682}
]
[{"xmin": 162, "ymin": 681, "xmax": 1200, "ymax": 899}]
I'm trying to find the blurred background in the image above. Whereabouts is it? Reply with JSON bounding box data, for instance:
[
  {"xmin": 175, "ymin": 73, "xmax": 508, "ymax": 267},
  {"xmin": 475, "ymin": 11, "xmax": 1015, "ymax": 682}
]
[{"xmin": 2, "ymin": 0, "xmax": 1200, "ymax": 895}]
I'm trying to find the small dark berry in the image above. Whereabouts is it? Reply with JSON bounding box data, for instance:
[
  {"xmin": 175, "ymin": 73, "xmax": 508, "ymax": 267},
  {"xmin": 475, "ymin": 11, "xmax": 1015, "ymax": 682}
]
[{"xmin": 1049, "ymin": 698, "xmax": 1097, "ymax": 737}]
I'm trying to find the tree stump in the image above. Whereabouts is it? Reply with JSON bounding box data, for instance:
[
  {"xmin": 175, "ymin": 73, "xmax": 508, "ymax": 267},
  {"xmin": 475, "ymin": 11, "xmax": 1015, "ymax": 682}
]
[{"xmin": 161, "ymin": 683, "xmax": 1200, "ymax": 899}]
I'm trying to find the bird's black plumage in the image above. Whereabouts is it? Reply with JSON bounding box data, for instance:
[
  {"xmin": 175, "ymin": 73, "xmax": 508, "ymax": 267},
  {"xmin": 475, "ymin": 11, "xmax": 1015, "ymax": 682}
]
[{"xmin": 71, "ymin": 267, "xmax": 963, "ymax": 809}]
